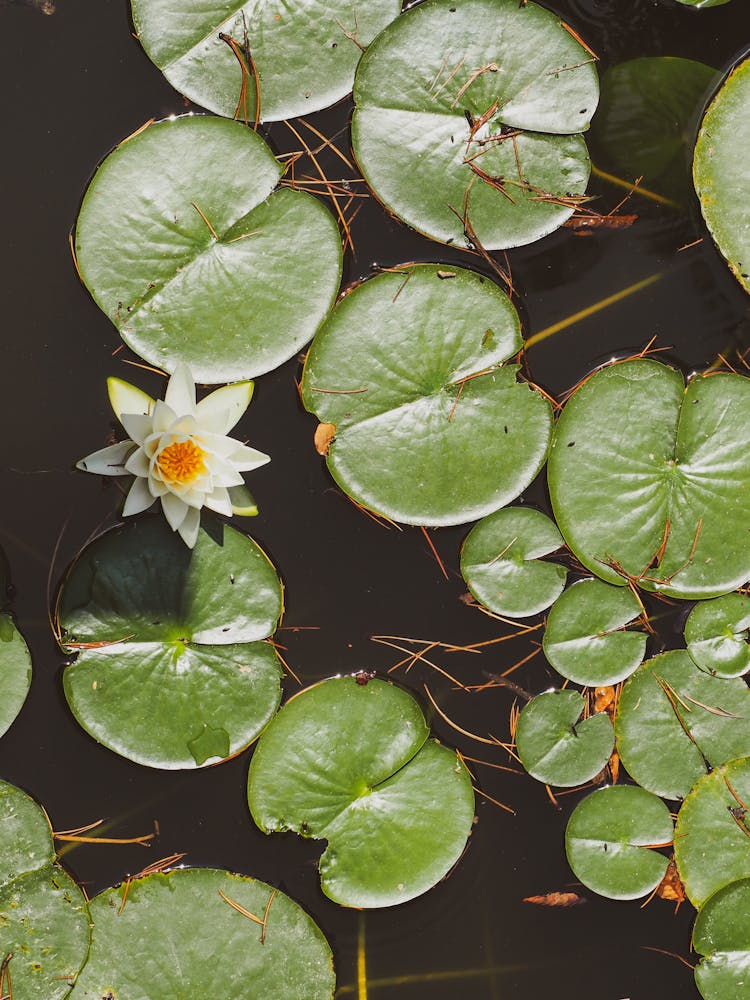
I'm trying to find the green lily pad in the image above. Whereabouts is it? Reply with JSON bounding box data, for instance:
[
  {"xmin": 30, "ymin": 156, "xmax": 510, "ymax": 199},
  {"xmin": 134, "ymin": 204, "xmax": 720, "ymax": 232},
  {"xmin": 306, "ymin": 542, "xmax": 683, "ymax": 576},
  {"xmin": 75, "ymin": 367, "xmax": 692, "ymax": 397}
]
[
  {"xmin": 74, "ymin": 115, "xmax": 342, "ymax": 383},
  {"xmin": 694, "ymin": 58, "xmax": 750, "ymax": 293},
  {"xmin": 542, "ymin": 578, "xmax": 647, "ymax": 686},
  {"xmin": 248, "ymin": 676, "xmax": 475, "ymax": 907},
  {"xmin": 515, "ymin": 690, "xmax": 614, "ymax": 787},
  {"xmin": 71, "ymin": 868, "xmax": 335, "ymax": 998},
  {"xmin": 132, "ymin": 0, "xmax": 401, "ymax": 123},
  {"xmin": 549, "ymin": 359, "xmax": 750, "ymax": 599},
  {"xmin": 460, "ymin": 507, "xmax": 567, "ymax": 618},
  {"xmin": 301, "ymin": 265, "xmax": 552, "ymax": 526},
  {"xmin": 693, "ymin": 878, "xmax": 750, "ymax": 1000},
  {"xmin": 677, "ymin": 0, "xmax": 731, "ymax": 7},
  {"xmin": 59, "ymin": 516, "xmax": 283, "ymax": 769},
  {"xmin": 615, "ymin": 651, "xmax": 750, "ymax": 800},
  {"xmin": 0, "ymin": 613, "xmax": 32, "ymax": 738},
  {"xmin": 565, "ymin": 785, "xmax": 673, "ymax": 900},
  {"xmin": 685, "ymin": 594, "xmax": 750, "ymax": 678},
  {"xmin": 0, "ymin": 780, "xmax": 90, "ymax": 998},
  {"xmin": 674, "ymin": 758, "xmax": 750, "ymax": 908},
  {"xmin": 352, "ymin": 0, "xmax": 598, "ymax": 250}
]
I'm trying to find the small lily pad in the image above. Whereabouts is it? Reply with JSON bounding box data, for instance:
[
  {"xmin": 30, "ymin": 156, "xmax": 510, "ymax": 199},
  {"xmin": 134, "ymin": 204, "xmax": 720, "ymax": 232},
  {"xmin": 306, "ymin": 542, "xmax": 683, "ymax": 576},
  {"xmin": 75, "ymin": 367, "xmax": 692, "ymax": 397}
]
[
  {"xmin": 0, "ymin": 613, "xmax": 32, "ymax": 738},
  {"xmin": 565, "ymin": 785, "xmax": 673, "ymax": 900},
  {"xmin": 460, "ymin": 507, "xmax": 567, "ymax": 618},
  {"xmin": 693, "ymin": 878, "xmax": 750, "ymax": 1000},
  {"xmin": 542, "ymin": 578, "xmax": 647, "ymax": 686},
  {"xmin": 247, "ymin": 676, "xmax": 475, "ymax": 907},
  {"xmin": 685, "ymin": 594, "xmax": 750, "ymax": 678},
  {"xmin": 515, "ymin": 690, "xmax": 614, "ymax": 787},
  {"xmin": 71, "ymin": 868, "xmax": 335, "ymax": 998}
]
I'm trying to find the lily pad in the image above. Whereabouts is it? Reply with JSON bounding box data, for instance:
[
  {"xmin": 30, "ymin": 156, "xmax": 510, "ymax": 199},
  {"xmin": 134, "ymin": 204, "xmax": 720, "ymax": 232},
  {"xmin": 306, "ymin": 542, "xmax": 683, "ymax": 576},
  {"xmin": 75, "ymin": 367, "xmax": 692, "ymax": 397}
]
[
  {"xmin": 74, "ymin": 115, "xmax": 342, "ymax": 383},
  {"xmin": 59, "ymin": 516, "xmax": 284, "ymax": 769},
  {"xmin": 515, "ymin": 690, "xmax": 614, "ymax": 787},
  {"xmin": 247, "ymin": 676, "xmax": 475, "ymax": 907},
  {"xmin": 685, "ymin": 594, "xmax": 750, "ymax": 678},
  {"xmin": 0, "ymin": 614, "xmax": 32, "ymax": 738},
  {"xmin": 677, "ymin": 0, "xmax": 731, "ymax": 7},
  {"xmin": 549, "ymin": 359, "xmax": 750, "ymax": 599},
  {"xmin": 301, "ymin": 265, "xmax": 552, "ymax": 526},
  {"xmin": 694, "ymin": 58, "xmax": 750, "ymax": 293},
  {"xmin": 460, "ymin": 507, "xmax": 567, "ymax": 618},
  {"xmin": 542, "ymin": 578, "xmax": 647, "ymax": 686},
  {"xmin": 71, "ymin": 868, "xmax": 335, "ymax": 998},
  {"xmin": 674, "ymin": 758, "xmax": 750, "ymax": 908},
  {"xmin": 565, "ymin": 785, "xmax": 673, "ymax": 900},
  {"xmin": 131, "ymin": 0, "xmax": 401, "ymax": 123},
  {"xmin": 0, "ymin": 780, "xmax": 90, "ymax": 998},
  {"xmin": 615, "ymin": 651, "xmax": 750, "ymax": 800},
  {"xmin": 693, "ymin": 878, "xmax": 750, "ymax": 1000},
  {"xmin": 352, "ymin": 0, "xmax": 598, "ymax": 250}
]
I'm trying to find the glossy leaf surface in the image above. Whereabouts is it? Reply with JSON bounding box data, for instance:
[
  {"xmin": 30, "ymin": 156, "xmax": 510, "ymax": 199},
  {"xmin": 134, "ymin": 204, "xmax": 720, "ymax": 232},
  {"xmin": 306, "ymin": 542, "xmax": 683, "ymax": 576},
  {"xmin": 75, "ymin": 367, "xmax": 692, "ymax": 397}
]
[
  {"xmin": 0, "ymin": 613, "xmax": 31, "ymax": 739},
  {"xmin": 685, "ymin": 593, "xmax": 750, "ymax": 678},
  {"xmin": 693, "ymin": 878, "xmax": 750, "ymax": 1000}
]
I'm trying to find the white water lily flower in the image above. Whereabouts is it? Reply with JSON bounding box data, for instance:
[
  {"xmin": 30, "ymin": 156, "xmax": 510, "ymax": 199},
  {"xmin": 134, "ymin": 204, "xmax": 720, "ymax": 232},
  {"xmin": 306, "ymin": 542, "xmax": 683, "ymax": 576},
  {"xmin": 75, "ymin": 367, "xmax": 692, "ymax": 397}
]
[{"xmin": 77, "ymin": 364, "xmax": 270, "ymax": 548}]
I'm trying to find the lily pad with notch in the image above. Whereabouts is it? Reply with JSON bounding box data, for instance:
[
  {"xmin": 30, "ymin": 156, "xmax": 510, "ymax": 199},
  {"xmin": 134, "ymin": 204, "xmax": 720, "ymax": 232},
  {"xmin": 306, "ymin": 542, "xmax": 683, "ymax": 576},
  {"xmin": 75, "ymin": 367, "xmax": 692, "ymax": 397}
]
[
  {"xmin": 685, "ymin": 593, "xmax": 750, "ymax": 678},
  {"xmin": 693, "ymin": 877, "xmax": 750, "ymax": 1000},
  {"xmin": 0, "ymin": 613, "xmax": 32, "ymax": 739}
]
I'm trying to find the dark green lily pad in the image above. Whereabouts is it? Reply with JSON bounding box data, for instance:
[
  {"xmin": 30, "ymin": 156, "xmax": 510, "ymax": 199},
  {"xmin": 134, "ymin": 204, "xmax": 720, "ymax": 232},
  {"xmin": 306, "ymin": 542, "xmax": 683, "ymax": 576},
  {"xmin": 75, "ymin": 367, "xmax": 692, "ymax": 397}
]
[
  {"xmin": 515, "ymin": 690, "xmax": 614, "ymax": 787},
  {"xmin": 301, "ymin": 265, "xmax": 552, "ymax": 526},
  {"xmin": 549, "ymin": 359, "xmax": 750, "ymax": 599},
  {"xmin": 248, "ymin": 676, "xmax": 475, "ymax": 907},
  {"xmin": 565, "ymin": 785, "xmax": 673, "ymax": 900},
  {"xmin": 0, "ymin": 780, "xmax": 90, "ymax": 998},
  {"xmin": 71, "ymin": 868, "xmax": 335, "ymax": 998},
  {"xmin": 543, "ymin": 578, "xmax": 647, "ymax": 685},
  {"xmin": 132, "ymin": 0, "xmax": 401, "ymax": 123},
  {"xmin": 685, "ymin": 594, "xmax": 750, "ymax": 678},
  {"xmin": 694, "ymin": 58, "xmax": 750, "ymax": 293},
  {"xmin": 615, "ymin": 651, "xmax": 750, "ymax": 800},
  {"xmin": 59, "ymin": 517, "xmax": 283, "ymax": 769},
  {"xmin": 693, "ymin": 878, "xmax": 750, "ymax": 1000},
  {"xmin": 460, "ymin": 507, "xmax": 567, "ymax": 618},
  {"xmin": 0, "ymin": 613, "xmax": 32, "ymax": 738},
  {"xmin": 75, "ymin": 115, "xmax": 342, "ymax": 383},
  {"xmin": 352, "ymin": 0, "xmax": 598, "ymax": 250},
  {"xmin": 674, "ymin": 758, "xmax": 750, "ymax": 908}
]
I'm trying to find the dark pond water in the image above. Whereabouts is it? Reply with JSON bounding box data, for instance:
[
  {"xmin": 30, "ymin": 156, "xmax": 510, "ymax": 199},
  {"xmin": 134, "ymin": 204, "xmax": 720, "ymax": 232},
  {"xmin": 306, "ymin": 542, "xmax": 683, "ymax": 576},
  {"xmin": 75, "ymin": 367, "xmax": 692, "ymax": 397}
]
[{"xmin": 1, "ymin": 0, "xmax": 750, "ymax": 996}]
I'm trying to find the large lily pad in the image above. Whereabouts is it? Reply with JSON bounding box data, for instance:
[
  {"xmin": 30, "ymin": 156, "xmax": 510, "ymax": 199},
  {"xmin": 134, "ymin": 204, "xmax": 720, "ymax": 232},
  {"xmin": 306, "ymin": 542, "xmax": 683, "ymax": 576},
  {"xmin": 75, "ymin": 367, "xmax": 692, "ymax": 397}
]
[
  {"xmin": 615, "ymin": 651, "xmax": 750, "ymax": 801},
  {"xmin": 693, "ymin": 878, "xmax": 750, "ymax": 1000},
  {"xmin": 71, "ymin": 868, "xmax": 335, "ymax": 998},
  {"xmin": 694, "ymin": 58, "xmax": 750, "ymax": 293},
  {"xmin": 0, "ymin": 780, "xmax": 90, "ymax": 998},
  {"xmin": 132, "ymin": 0, "xmax": 401, "ymax": 123},
  {"xmin": 0, "ymin": 614, "xmax": 32, "ymax": 739},
  {"xmin": 248, "ymin": 676, "xmax": 475, "ymax": 907},
  {"xmin": 59, "ymin": 517, "xmax": 284, "ymax": 769},
  {"xmin": 685, "ymin": 594, "xmax": 750, "ymax": 678},
  {"xmin": 352, "ymin": 0, "xmax": 598, "ymax": 250},
  {"xmin": 301, "ymin": 265, "xmax": 552, "ymax": 526},
  {"xmin": 549, "ymin": 359, "xmax": 750, "ymax": 599},
  {"xmin": 74, "ymin": 115, "xmax": 342, "ymax": 383}
]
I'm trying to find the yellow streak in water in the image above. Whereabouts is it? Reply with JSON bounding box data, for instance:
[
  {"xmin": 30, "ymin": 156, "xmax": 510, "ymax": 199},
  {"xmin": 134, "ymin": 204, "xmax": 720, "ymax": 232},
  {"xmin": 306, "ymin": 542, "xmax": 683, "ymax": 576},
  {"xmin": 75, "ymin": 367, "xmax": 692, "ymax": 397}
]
[
  {"xmin": 591, "ymin": 165, "xmax": 681, "ymax": 209},
  {"xmin": 337, "ymin": 962, "xmax": 528, "ymax": 995},
  {"xmin": 357, "ymin": 912, "xmax": 367, "ymax": 1000}
]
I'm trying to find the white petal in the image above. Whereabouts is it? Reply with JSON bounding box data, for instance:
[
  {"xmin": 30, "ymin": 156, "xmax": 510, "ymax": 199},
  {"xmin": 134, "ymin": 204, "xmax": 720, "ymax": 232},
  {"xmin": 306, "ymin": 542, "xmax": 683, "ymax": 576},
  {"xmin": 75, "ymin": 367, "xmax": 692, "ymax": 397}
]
[
  {"xmin": 177, "ymin": 506, "xmax": 201, "ymax": 548},
  {"xmin": 161, "ymin": 491, "xmax": 190, "ymax": 531},
  {"xmin": 76, "ymin": 441, "xmax": 133, "ymax": 475},
  {"xmin": 124, "ymin": 448, "xmax": 150, "ymax": 477},
  {"xmin": 120, "ymin": 413, "xmax": 154, "ymax": 446},
  {"xmin": 195, "ymin": 381, "xmax": 254, "ymax": 434},
  {"xmin": 122, "ymin": 476, "xmax": 156, "ymax": 516},
  {"xmin": 228, "ymin": 443, "xmax": 271, "ymax": 471},
  {"xmin": 203, "ymin": 453, "xmax": 244, "ymax": 486},
  {"xmin": 165, "ymin": 363, "xmax": 196, "ymax": 417},
  {"xmin": 167, "ymin": 416, "xmax": 198, "ymax": 438},
  {"xmin": 107, "ymin": 377, "xmax": 154, "ymax": 424},
  {"xmin": 203, "ymin": 486, "xmax": 233, "ymax": 517},
  {"xmin": 152, "ymin": 400, "xmax": 177, "ymax": 434},
  {"xmin": 200, "ymin": 432, "xmax": 238, "ymax": 457}
]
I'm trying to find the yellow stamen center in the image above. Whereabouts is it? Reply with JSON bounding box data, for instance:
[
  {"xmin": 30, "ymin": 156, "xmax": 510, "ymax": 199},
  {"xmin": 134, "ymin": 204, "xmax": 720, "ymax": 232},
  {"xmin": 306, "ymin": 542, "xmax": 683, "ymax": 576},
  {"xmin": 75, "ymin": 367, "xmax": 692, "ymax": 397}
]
[{"xmin": 157, "ymin": 439, "xmax": 206, "ymax": 484}]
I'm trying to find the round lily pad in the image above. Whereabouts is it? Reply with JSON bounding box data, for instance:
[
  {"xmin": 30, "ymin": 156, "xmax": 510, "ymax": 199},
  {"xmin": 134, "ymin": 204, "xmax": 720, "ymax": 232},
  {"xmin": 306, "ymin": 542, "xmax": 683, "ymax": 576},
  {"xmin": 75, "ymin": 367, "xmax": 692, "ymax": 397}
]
[
  {"xmin": 460, "ymin": 507, "xmax": 567, "ymax": 618},
  {"xmin": 693, "ymin": 878, "xmax": 750, "ymax": 1000},
  {"xmin": 515, "ymin": 690, "xmax": 614, "ymax": 787},
  {"xmin": 615, "ymin": 651, "xmax": 750, "ymax": 800},
  {"xmin": 71, "ymin": 868, "xmax": 335, "ymax": 998},
  {"xmin": 695, "ymin": 58, "xmax": 750, "ymax": 293},
  {"xmin": 132, "ymin": 0, "xmax": 401, "ymax": 123},
  {"xmin": 674, "ymin": 758, "xmax": 750, "ymax": 908},
  {"xmin": 0, "ymin": 613, "xmax": 32, "ymax": 739},
  {"xmin": 0, "ymin": 780, "xmax": 90, "ymax": 998},
  {"xmin": 565, "ymin": 785, "xmax": 673, "ymax": 900},
  {"xmin": 74, "ymin": 115, "xmax": 343, "ymax": 383},
  {"xmin": 542, "ymin": 578, "xmax": 647, "ymax": 686},
  {"xmin": 549, "ymin": 359, "xmax": 750, "ymax": 599},
  {"xmin": 59, "ymin": 516, "xmax": 284, "ymax": 769},
  {"xmin": 685, "ymin": 594, "xmax": 750, "ymax": 678},
  {"xmin": 352, "ymin": 0, "xmax": 598, "ymax": 250},
  {"xmin": 247, "ymin": 676, "xmax": 475, "ymax": 907},
  {"xmin": 301, "ymin": 265, "xmax": 552, "ymax": 526}
]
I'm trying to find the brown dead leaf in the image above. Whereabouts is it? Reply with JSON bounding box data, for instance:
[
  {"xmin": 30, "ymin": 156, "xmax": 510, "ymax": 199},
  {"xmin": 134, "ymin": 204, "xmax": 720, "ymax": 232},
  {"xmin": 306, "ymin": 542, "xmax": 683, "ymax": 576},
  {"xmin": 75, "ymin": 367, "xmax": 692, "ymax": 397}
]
[
  {"xmin": 523, "ymin": 892, "xmax": 586, "ymax": 907},
  {"xmin": 314, "ymin": 422, "xmax": 337, "ymax": 456}
]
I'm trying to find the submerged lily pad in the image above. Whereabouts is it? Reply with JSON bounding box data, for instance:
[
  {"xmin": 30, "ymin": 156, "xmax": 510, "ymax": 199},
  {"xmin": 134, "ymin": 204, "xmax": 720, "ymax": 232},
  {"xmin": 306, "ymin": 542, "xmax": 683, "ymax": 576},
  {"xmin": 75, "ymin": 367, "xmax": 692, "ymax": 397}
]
[
  {"xmin": 0, "ymin": 613, "xmax": 32, "ymax": 738},
  {"xmin": 693, "ymin": 878, "xmax": 750, "ymax": 1000},
  {"xmin": 59, "ymin": 517, "xmax": 283, "ymax": 769},
  {"xmin": 132, "ymin": 0, "xmax": 401, "ymax": 123},
  {"xmin": 352, "ymin": 0, "xmax": 598, "ymax": 249},
  {"xmin": 460, "ymin": 507, "xmax": 567, "ymax": 618},
  {"xmin": 694, "ymin": 58, "xmax": 750, "ymax": 293},
  {"xmin": 248, "ymin": 676, "xmax": 475, "ymax": 907},
  {"xmin": 71, "ymin": 868, "xmax": 335, "ymax": 998},
  {"xmin": 75, "ymin": 115, "xmax": 342, "ymax": 383},
  {"xmin": 301, "ymin": 265, "xmax": 552, "ymax": 526},
  {"xmin": 549, "ymin": 359, "xmax": 750, "ymax": 599},
  {"xmin": 685, "ymin": 594, "xmax": 750, "ymax": 678},
  {"xmin": 677, "ymin": 0, "xmax": 731, "ymax": 7}
]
